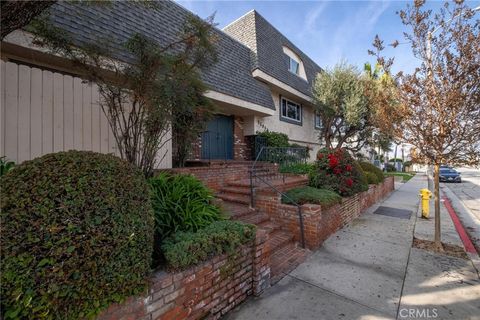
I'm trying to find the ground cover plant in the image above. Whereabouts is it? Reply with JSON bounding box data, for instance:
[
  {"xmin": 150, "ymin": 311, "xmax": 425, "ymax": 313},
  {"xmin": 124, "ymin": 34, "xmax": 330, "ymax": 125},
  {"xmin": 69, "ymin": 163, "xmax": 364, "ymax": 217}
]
[
  {"xmin": 282, "ymin": 186, "xmax": 341, "ymax": 208},
  {"xmin": 161, "ymin": 221, "xmax": 256, "ymax": 270},
  {"xmin": 280, "ymin": 163, "xmax": 315, "ymax": 175},
  {"xmin": 0, "ymin": 151, "xmax": 154, "ymax": 319},
  {"xmin": 385, "ymin": 172, "xmax": 415, "ymax": 182}
]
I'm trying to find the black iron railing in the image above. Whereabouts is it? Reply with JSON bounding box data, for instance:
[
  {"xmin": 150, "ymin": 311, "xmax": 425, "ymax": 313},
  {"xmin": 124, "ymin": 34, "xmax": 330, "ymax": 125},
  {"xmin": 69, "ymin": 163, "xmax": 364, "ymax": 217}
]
[{"xmin": 249, "ymin": 146, "xmax": 308, "ymax": 248}]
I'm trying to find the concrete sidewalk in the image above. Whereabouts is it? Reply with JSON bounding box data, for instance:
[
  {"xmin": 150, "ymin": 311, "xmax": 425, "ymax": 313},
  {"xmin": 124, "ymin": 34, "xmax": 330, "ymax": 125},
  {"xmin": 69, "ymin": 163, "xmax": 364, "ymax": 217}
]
[{"xmin": 224, "ymin": 175, "xmax": 480, "ymax": 320}]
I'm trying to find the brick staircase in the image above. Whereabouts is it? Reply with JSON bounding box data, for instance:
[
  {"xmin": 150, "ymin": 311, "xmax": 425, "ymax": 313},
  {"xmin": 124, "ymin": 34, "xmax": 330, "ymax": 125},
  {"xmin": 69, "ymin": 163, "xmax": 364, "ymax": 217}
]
[{"xmin": 217, "ymin": 169, "xmax": 310, "ymax": 284}]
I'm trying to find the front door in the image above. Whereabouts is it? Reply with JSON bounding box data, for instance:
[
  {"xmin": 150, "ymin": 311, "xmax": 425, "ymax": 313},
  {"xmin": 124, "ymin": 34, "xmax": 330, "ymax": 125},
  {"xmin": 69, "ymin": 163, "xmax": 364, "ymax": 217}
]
[{"xmin": 201, "ymin": 115, "xmax": 234, "ymax": 160}]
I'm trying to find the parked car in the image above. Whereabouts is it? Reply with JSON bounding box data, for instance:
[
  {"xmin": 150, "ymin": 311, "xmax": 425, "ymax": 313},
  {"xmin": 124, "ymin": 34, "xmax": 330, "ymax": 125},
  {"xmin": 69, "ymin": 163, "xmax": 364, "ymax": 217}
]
[{"xmin": 439, "ymin": 168, "xmax": 461, "ymax": 183}]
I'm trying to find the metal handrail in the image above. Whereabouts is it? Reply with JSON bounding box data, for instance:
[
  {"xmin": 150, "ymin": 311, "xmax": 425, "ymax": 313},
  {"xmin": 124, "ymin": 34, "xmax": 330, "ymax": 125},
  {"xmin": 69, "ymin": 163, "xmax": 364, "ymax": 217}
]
[{"xmin": 249, "ymin": 146, "xmax": 307, "ymax": 248}]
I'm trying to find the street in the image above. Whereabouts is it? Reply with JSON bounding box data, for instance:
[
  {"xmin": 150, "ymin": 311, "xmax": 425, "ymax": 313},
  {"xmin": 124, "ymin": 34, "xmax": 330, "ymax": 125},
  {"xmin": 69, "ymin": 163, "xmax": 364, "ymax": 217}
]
[{"xmin": 443, "ymin": 167, "xmax": 480, "ymax": 221}]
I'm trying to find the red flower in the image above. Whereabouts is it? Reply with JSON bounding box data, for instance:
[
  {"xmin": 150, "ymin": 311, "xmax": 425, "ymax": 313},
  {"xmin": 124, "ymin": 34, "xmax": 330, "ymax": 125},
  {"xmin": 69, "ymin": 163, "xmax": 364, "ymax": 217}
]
[
  {"xmin": 318, "ymin": 153, "xmax": 324, "ymax": 159},
  {"xmin": 333, "ymin": 168, "xmax": 342, "ymax": 175},
  {"xmin": 345, "ymin": 178, "xmax": 353, "ymax": 187},
  {"xmin": 345, "ymin": 165, "xmax": 352, "ymax": 172},
  {"xmin": 328, "ymin": 154, "xmax": 338, "ymax": 168}
]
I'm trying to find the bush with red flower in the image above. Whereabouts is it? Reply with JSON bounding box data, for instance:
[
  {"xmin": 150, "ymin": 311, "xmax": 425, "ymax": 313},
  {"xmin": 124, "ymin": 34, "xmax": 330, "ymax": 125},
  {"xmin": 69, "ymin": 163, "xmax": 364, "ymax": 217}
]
[{"xmin": 309, "ymin": 148, "xmax": 368, "ymax": 196}]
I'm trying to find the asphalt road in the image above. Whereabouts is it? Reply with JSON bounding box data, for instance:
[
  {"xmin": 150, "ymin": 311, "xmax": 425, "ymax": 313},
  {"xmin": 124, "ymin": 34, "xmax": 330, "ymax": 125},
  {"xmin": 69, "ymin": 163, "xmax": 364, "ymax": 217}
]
[{"xmin": 442, "ymin": 167, "xmax": 480, "ymax": 220}]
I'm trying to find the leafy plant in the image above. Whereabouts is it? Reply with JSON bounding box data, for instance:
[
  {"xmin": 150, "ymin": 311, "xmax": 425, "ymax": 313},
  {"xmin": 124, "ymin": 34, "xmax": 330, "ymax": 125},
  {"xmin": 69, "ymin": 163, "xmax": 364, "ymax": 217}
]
[
  {"xmin": 149, "ymin": 173, "xmax": 224, "ymax": 242},
  {"xmin": 359, "ymin": 161, "xmax": 385, "ymax": 182},
  {"xmin": 161, "ymin": 221, "xmax": 256, "ymax": 270},
  {"xmin": 282, "ymin": 186, "xmax": 341, "ymax": 208},
  {"xmin": 280, "ymin": 163, "xmax": 315, "ymax": 175},
  {"xmin": 30, "ymin": 4, "xmax": 217, "ymax": 177},
  {"xmin": 309, "ymin": 148, "xmax": 368, "ymax": 196},
  {"xmin": 257, "ymin": 130, "xmax": 290, "ymax": 147},
  {"xmin": 365, "ymin": 172, "xmax": 380, "ymax": 185},
  {"xmin": 0, "ymin": 156, "xmax": 15, "ymax": 176},
  {"xmin": 0, "ymin": 151, "xmax": 154, "ymax": 320}
]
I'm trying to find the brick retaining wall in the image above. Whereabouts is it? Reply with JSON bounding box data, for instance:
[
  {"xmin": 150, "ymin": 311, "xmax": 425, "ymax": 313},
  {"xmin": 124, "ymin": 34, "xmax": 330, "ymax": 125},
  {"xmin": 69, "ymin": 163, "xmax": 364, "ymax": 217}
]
[
  {"xmin": 267, "ymin": 177, "xmax": 395, "ymax": 250},
  {"xmin": 171, "ymin": 162, "xmax": 278, "ymax": 192},
  {"xmin": 97, "ymin": 229, "xmax": 270, "ymax": 320}
]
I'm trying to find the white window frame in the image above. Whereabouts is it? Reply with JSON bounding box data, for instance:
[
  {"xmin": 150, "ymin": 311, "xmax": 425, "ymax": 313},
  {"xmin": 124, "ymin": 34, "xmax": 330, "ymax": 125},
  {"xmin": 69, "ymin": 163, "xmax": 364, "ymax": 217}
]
[
  {"xmin": 314, "ymin": 111, "xmax": 322, "ymax": 129},
  {"xmin": 289, "ymin": 57, "xmax": 300, "ymax": 75},
  {"xmin": 280, "ymin": 97, "xmax": 302, "ymax": 124}
]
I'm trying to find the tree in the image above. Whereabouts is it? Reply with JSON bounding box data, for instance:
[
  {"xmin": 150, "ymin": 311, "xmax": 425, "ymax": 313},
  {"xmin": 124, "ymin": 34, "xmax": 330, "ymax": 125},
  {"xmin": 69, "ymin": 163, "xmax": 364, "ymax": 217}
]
[
  {"xmin": 313, "ymin": 63, "xmax": 373, "ymax": 152},
  {"xmin": 0, "ymin": 0, "xmax": 56, "ymax": 40},
  {"xmin": 29, "ymin": 3, "xmax": 217, "ymax": 176},
  {"xmin": 371, "ymin": 0, "xmax": 480, "ymax": 249}
]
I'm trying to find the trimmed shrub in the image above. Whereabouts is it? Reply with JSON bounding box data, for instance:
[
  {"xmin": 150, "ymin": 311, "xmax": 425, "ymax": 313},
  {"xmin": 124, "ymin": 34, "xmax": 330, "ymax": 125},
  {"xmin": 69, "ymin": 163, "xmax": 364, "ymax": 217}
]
[
  {"xmin": 309, "ymin": 148, "xmax": 368, "ymax": 197},
  {"xmin": 359, "ymin": 161, "xmax": 385, "ymax": 182},
  {"xmin": 282, "ymin": 186, "xmax": 341, "ymax": 208},
  {"xmin": 365, "ymin": 172, "xmax": 380, "ymax": 184},
  {"xmin": 1, "ymin": 151, "xmax": 154, "ymax": 320},
  {"xmin": 149, "ymin": 173, "xmax": 224, "ymax": 242},
  {"xmin": 280, "ymin": 163, "xmax": 315, "ymax": 174},
  {"xmin": 257, "ymin": 130, "xmax": 289, "ymax": 147},
  {"xmin": 161, "ymin": 221, "xmax": 256, "ymax": 270}
]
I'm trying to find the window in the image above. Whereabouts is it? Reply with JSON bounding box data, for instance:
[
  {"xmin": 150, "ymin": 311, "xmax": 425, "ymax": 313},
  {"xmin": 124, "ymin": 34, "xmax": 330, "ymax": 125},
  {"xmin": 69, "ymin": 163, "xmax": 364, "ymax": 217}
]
[
  {"xmin": 289, "ymin": 57, "xmax": 300, "ymax": 75},
  {"xmin": 280, "ymin": 97, "xmax": 302, "ymax": 124},
  {"xmin": 314, "ymin": 112, "xmax": 322, "ymax": 129}
]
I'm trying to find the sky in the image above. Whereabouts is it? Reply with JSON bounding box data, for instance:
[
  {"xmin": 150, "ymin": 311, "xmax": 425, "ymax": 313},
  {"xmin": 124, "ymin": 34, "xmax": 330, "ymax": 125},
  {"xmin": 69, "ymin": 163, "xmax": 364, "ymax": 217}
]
[{"xmin": 176, "ymin": 0, "xmax": 480, "ymax": 75}]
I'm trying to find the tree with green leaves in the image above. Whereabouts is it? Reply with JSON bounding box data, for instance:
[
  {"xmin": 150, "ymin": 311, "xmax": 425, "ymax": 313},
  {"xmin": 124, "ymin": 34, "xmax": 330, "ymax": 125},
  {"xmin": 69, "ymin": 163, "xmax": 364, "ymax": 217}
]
[
  {"xmin": 313, "ymin": 63, "xmax": 371, "ymax": 152},
  {"xmin": 29, "ymin": 3, "xmax": 217, "ymax": 176},
  {"xmin": 313, "ymin": 62, "xmax": 397, "ymax": 153}
]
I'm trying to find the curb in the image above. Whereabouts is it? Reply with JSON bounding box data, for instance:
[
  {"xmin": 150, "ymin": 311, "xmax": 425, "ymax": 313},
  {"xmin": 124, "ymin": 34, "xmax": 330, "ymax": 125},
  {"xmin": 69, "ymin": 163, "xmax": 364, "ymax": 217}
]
[
  {"xmin": 441, "ymin": 195, "xmax": 480, "ymax": 275},
  {"xmin": 441, "ymin": 186, "xmax": 480, "ymax": 251}
]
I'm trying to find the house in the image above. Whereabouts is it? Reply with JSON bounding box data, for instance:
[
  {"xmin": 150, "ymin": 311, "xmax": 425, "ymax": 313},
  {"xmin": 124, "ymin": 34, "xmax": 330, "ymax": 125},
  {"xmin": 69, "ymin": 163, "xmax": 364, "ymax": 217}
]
[{"xmin": 0, "ymin": 0, "xmax": 323, "ymax": 168}]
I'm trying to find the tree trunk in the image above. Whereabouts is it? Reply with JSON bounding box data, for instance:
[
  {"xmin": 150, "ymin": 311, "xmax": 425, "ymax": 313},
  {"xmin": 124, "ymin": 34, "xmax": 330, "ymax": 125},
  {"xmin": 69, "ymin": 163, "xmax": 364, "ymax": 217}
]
[
  {"xmin": 433, "ymin": 163, "xmax": 442, "ymax": 250},
  {"xmin": 394, "ymin": 144, "xmax": 398, "ymax": 171}
]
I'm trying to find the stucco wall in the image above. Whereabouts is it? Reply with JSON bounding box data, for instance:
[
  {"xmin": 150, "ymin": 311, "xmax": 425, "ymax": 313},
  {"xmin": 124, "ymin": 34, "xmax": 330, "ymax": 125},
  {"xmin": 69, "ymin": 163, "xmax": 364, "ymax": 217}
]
[{"xmin": 243, "ymin": 89, "xmax": 322, "ymax": 162}]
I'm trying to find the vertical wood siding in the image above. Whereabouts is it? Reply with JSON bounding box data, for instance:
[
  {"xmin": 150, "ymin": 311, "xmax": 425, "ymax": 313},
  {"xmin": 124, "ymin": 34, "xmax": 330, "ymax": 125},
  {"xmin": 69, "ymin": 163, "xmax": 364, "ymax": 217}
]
[{"xmin": 0, "ymin": 60, "xmax": 172, "ymax": 168}]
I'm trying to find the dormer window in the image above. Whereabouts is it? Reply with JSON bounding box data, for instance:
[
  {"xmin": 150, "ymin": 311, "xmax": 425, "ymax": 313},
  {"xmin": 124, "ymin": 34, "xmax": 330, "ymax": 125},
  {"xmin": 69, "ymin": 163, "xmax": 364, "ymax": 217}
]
[
  {"xmin": 282, "ymin": 46, "xmax": 307, "ymax": 80},
  {"xmin": 289, "ymin": 57, "xmax": 300, "ymax": 75}
]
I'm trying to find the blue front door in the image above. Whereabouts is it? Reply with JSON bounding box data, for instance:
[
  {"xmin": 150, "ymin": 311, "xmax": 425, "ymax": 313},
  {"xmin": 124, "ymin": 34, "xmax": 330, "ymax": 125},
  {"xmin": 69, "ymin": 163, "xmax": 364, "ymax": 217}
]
[{"xmin": 201, "ymin": 115, "xmax": 234, "ymax": 160}]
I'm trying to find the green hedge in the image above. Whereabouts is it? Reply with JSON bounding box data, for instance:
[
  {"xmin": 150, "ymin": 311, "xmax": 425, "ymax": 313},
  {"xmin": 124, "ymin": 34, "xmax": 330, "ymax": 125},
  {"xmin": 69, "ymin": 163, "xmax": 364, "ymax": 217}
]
[
  {"xmin": 162, "ymin": 221, "xmax": 256, "ymax": 270},
  {"xmin": 257, "ymin": 130, "xmax": 289, "ymax": 147},
  {"xmin": 359, "ymin": 161, "xmax": 385, "ymax": 182},
  {"xmin": 282, "ymin": 186, "xmax": 341, "ymax": 208},
  {"xmin": 365, "ymin": 171, "xmax": 380, "ymax": 184},
  {"xmin": 279, "ymin": 163, "xmax": 315, "ymax": 174},
  {"xmin": 1, "ymin": 151, "xmax": 154, "ymax": 320}
]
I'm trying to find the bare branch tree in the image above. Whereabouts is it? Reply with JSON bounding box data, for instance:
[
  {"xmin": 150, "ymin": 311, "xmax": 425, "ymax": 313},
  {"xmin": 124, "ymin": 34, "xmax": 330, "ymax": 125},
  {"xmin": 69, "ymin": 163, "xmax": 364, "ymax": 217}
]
[{"xmin": 371, "ymin": 0, "xmax": 480, "ymax": 250}]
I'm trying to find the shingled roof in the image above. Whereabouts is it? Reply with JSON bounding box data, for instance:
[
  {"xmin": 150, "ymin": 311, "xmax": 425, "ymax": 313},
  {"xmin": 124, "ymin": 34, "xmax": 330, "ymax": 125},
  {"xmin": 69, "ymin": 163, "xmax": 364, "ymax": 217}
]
[
  {"xmin": 223, "ymin": 10, "xmax": 323, "ymax": 99},
  {"xmin": 46, "ymin": 1, "xmax": 274, "ymax": 110}
]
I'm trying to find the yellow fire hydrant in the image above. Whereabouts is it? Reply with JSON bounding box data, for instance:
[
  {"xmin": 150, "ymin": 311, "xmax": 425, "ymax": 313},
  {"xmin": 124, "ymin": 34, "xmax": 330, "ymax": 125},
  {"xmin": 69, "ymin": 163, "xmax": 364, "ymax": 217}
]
[{"xmin": 419, "ymin": 188, "xmax": 432, "ymax": 218}]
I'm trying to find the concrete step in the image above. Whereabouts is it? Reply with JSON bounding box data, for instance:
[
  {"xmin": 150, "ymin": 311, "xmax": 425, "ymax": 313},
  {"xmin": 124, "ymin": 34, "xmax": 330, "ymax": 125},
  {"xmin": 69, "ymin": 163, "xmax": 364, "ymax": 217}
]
[{"xmin": 270, "ymin": 242, "xmax": 310, "ymax": 284}]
